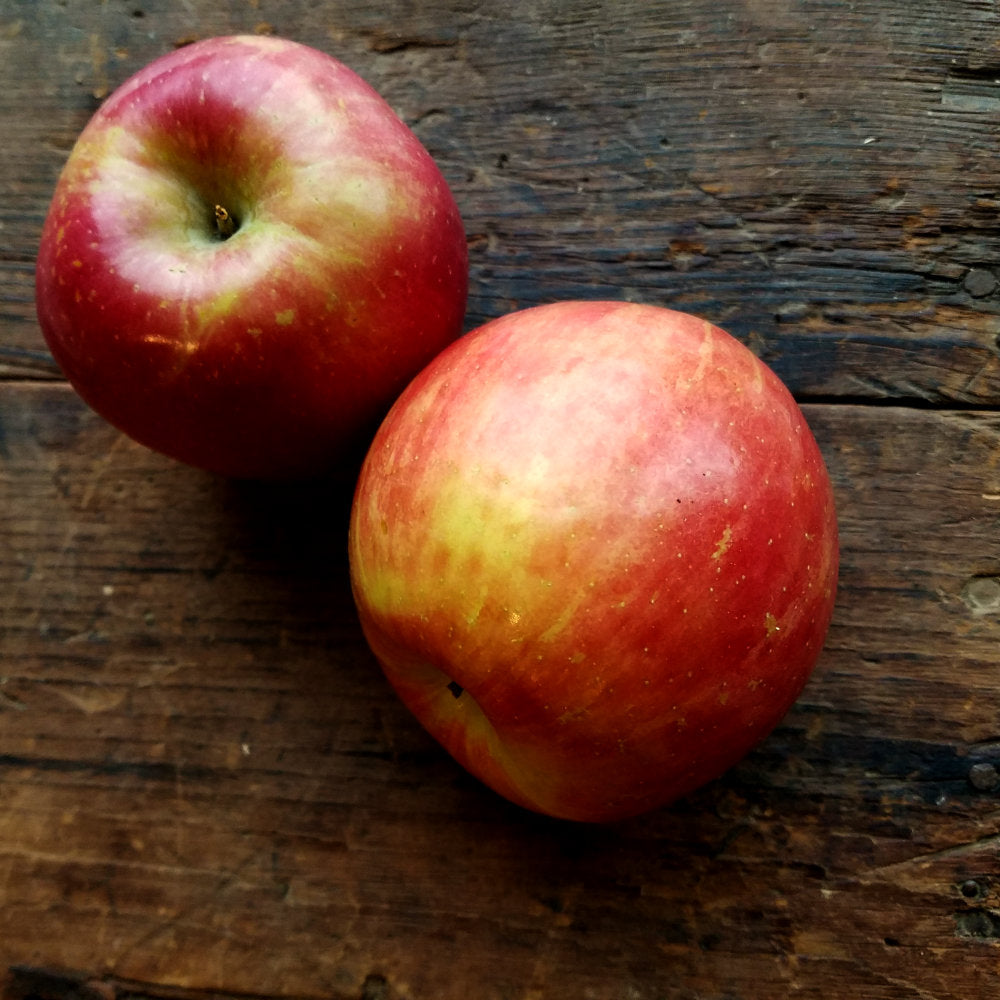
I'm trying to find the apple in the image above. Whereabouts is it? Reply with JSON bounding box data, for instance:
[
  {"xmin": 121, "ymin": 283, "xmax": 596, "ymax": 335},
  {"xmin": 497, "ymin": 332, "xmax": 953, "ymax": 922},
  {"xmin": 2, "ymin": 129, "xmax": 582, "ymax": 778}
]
[
  {"xmin": 35, "ymin": 34, "xmax": 468, "ymax": 478},
  {"xmin": 349, "ymin": 301, "xmax": 839, "ymax": 822}
]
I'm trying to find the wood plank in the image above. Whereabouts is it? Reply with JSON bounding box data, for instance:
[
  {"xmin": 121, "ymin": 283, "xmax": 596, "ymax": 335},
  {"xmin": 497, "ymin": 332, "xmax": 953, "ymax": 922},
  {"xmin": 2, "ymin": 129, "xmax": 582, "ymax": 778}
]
[
  {"xmin": 2, "ymin": 383, "xmax": 1000, "ymax": 999},
  {"xmin": 5, "ymin": 1, "xmax": 1000, "ymax": 998},
  {"xmin": 2, "ymin": 1, "xmax": 1000, "ymax": 401}
]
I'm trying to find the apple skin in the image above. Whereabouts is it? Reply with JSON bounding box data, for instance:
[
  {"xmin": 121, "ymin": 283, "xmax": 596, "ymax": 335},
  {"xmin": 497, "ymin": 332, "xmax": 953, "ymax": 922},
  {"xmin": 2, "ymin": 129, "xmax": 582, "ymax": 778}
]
[
  {"xmin": 35, "ymin": 35, "xmax": 468, "ymax": 479},
  {"xmin": 349, "ymin": 301, "xmax": 839, "ymax": 823}
]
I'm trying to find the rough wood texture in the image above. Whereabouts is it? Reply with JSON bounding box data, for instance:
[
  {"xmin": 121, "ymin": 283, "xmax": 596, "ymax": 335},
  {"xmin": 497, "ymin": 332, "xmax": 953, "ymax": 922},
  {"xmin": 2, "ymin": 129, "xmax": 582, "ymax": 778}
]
[
  {"xmin": 3, "ymin": 1, "xmax": 1000, "ymax": 999},
  {"xmin": 4, "ymin": 0, "xmax": 1000, "ymax": 402}
]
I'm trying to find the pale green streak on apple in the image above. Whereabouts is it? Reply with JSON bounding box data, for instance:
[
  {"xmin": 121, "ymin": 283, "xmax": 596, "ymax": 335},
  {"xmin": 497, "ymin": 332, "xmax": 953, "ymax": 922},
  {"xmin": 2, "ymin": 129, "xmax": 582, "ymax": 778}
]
[
  {"xmin": 361, "ymin": 466, "xmax": 595, "ymax": 660},
  {"xmin": 358, "ymin": 339, "xmax": 700, "ymax": 652},
  {"xmin": 361, "ymin": 310, "xmax": 779, "ymax": 664},
  {"xmin": 437, "ymin": 482, "xmax": 537, "ymax": 632},
  {"xmin": 190, "ymin": 287, "xmax": 244, "ymax": 334}
]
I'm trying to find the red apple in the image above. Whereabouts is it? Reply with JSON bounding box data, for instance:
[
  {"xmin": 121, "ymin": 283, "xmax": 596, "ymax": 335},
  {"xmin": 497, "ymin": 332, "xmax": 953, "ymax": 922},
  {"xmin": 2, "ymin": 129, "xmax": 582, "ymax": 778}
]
[
  {"xmin": 36, "ymin": 34, "xmax": 468, "ymax": 478},
  {"xmin": 349, "ymin": 301, "xmax": 838, "ymax": 822}
]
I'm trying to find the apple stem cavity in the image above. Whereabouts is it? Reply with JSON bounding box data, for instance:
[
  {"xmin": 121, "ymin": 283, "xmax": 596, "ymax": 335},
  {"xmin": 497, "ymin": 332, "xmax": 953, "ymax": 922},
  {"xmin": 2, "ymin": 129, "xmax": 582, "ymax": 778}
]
[{"xmin": 213, "ymin": 203, "xmax": 238, "ymax": 240}]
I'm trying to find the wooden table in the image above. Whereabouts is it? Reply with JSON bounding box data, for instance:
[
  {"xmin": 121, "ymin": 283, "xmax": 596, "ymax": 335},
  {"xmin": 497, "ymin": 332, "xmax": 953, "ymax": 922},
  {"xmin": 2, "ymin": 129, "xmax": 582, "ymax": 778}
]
[{"xmin": 3, "ymin": 2, "xmax": 1000, "ymax": 998}]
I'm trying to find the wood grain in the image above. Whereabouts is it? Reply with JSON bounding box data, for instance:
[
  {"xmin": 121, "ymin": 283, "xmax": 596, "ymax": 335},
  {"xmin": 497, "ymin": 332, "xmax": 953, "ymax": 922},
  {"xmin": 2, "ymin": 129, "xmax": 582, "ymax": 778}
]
[
  {"xmin": 4, "ymin": 1, "xmax": 1000, "ymax": 998},
  {"xmin": 3, "ymin": 1, "xmax": 1000, "ymax": 401},
  {"xmin": 2, "ymin": 385, "xmax": 1000, "ymax": 999}
]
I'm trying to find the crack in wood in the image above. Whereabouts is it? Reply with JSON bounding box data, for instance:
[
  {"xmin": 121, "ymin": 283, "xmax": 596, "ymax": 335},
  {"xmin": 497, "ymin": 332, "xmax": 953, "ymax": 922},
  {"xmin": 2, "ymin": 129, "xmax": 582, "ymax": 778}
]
[
  {"xmin": 2, "ymin": 968, "xmax": 393, "ymax": 1000},
  {"xmin": 856, "ymin": 832, "xmax": 1000, "ymax": 883},
  {"xmin": 5, "ymin": 967, "xmax": 318, "ymax": 1000},
  {"xmin": 365, "ymin": 31, "xmax": 458, "ymax": 54}
]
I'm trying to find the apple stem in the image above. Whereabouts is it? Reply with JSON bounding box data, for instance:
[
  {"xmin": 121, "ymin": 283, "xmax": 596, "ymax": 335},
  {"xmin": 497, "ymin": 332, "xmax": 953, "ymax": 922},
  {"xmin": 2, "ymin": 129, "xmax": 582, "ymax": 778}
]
[{"xmin": 213, "ymin": 204, "xmax": 237, "ymax": 240}]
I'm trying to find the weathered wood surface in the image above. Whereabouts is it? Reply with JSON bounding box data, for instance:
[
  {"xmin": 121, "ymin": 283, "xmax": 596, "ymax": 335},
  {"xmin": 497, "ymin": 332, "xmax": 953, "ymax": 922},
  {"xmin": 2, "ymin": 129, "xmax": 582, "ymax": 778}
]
[
  {"xmin": 3, "ymin": 1, "xmax": 1000, "ymax": 999},
  {"xmin": 3, "ymin": 389, "xmax": 1000, "ymax": 998},
  {"xmin": 4, "ymin": 0, "xmax": 1000, "ymax": 403}
]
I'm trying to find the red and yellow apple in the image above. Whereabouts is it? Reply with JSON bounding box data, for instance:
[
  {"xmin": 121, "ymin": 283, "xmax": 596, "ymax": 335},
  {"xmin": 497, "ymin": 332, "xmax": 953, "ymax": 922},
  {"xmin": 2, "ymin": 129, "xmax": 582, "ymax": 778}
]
[
  {"xmin": 349, "ymin": 301, "xmax": 839, "ymax": 822},
  {"xmin": 36, "ymin": 34, "xmax": 468, "ymax": 478}
]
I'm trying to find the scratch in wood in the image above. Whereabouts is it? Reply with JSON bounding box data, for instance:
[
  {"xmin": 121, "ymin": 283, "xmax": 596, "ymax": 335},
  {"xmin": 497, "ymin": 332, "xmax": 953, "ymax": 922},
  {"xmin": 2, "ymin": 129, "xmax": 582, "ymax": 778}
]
[
  {"xmin": 127, "ymin": 656, "xmax": 190, "ymax": 686},
  {"xmin": 519, "ymin": 884, "xmax": 582, "ymax": 1000},
  {"xmin": 0, "ymin": 683, "xmax": 27, "ymax": 711},
  {"xmin": 77, "ymin": 434, "xmax": 132, "ymax": 512},
  {"xmin": 366, "ymin": 31, "xmax": 458, "ymax": 54},
  {"xmin": 857, "ymin": 831, "xmax": 1000, "ymax": 882},
  {"xmin": 957, "ymin": 355, "xmax": 1000, "ymax": 401},
  {"xmin": 88, "ymin": 32, "xmax": 109, "ymax": 101},
  {"xmin": 173, "ymin": 759, "xmax": 186, "ymax": 863},
  {"xmin": 868, "ymin": 968, "xmax": 950, "ymax": 1000},
  {"xmin": 47, "ymin": 683, "xmax": 126, "ymax": 715},
  {"xmin": 6, "ymin": 965, "xmax": 321, "ymax": 1000},
  {"xmin": 108, "ymin": 851, "xmax": 268, "ymax": 975},
  {"xmin": 3, "ymin": 844, "xmax": 227, "ymax": 880}
]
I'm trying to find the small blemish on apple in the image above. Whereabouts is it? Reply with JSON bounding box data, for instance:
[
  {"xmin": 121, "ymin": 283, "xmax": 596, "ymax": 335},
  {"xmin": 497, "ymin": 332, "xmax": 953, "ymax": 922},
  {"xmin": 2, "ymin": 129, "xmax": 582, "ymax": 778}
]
[
  {"xmin": 711, "ymin": 525, "xmax": 733, "ymax": 560},
  {"xmin": 447, "ymin": 680, "xmax": 464, "ymax": 699}
]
